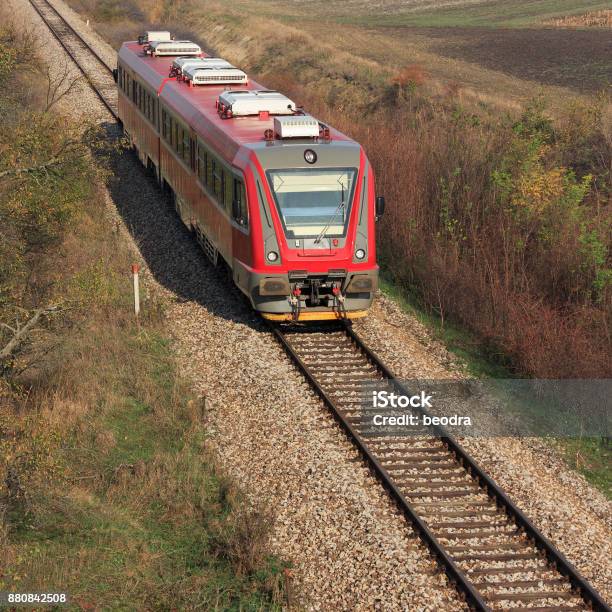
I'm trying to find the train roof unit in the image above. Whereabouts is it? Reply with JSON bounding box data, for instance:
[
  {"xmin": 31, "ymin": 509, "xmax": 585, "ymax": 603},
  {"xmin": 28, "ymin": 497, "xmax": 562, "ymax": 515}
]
[
  {"xmin": 148, "ymin": 40, "xmax": 201, "ymax": 56},
  {"xmin": 184, "ymin": 65, "xmax": 248, "ymax": 86},
  {"xmin": 217, "ymin": 90, "xmax": 296, "ymax": 117},
  {"xmin": 118, "ymin": 38, "xmax": 354, "ymax": 157},
  {"xmin": 273, "ymin": 115, "xmax": 320, "ymax": 139},
  {"xmin": 171, "ymin": 56, "xmax": 232, "ymax": 77},
  {"xmin": 138, "ymin": 30, "xmax": 171, "ymax": 44}
]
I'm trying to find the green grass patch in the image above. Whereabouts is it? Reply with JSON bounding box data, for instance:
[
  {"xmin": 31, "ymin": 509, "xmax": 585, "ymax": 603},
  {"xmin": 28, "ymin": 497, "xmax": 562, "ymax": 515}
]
[
  {"xmin": 559, "ymin": 438, "xmax": 611, "ymax": 498},
  {"xmin": 3, "ymin": 328, "xmax": 286, "ymax": 609}
]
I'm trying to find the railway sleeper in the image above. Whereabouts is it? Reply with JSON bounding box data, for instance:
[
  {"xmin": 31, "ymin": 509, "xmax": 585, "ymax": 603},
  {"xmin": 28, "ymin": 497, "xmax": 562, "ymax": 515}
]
[
  {"xmin": 506, "ymin": 602, "xmax": 590, "ymax": 612},
  {"xmin": 486, "ymin": 591, "xmax": 578, "ymax": 602},
  {"xmin": 419, "ymin": 508, "xmax": 500, "ymax": 518},
  {"xmin": 446, "ymin": 543, "xmax": 529, "ymax": 554},
  {"xmin": 454, "ymin": 551, "xmax": 542, "ymax": 562},
  {"xmin": 432, "ymin": 519, "xmax": 509, "ymax": 529},
  {"xmin": 384, "ymin": 453, "xmax": 459, "ymax": 463},
  {"xmin": 482, "ymin": 578, "xmax": 570, "ymax": 592},
  {"xmin": 465, "ymin": 561, "xmax": 549, "ymax": 576}
]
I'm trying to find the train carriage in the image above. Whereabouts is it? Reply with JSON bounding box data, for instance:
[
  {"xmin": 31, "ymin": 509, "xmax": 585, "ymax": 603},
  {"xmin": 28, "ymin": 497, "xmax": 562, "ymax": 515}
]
[{"xmin": 116, "ymin": 32, "xmax": 384, "ymax": 321}]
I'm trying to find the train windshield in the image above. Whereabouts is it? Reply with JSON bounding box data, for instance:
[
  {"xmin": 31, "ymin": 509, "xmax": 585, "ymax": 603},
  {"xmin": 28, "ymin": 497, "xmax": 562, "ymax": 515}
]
[{"xmin": 267, "ymin": 168, "xmax": 357, "ymax": 239}]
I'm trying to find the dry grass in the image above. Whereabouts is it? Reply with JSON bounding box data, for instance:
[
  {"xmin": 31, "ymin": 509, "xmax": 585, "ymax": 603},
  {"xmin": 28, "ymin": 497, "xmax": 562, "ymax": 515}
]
[{"xmin": 544, "ymin": 9, "xmax": 612, "ymax": 28}]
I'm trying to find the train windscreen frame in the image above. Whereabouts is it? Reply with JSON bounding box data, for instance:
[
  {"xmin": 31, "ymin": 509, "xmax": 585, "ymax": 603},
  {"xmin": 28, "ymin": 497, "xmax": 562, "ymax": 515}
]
[{"xmin": 266, "ymin": 167, "xmax": 357, "ymax": 239}]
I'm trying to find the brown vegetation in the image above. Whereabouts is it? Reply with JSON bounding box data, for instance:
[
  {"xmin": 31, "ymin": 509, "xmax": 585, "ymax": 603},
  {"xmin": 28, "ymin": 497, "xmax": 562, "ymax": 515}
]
[
  {"xmin": 544, "ymin": 10, "xmax": 612, "ymax": 28},
  {"xmin": 271, "ymin": 77, "xmax": 612, "ymax": 377}
]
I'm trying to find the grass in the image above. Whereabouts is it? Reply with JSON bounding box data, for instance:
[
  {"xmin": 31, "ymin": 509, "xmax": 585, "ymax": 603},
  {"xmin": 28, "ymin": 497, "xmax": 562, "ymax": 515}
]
[
  {"xmin": 2, "ymin": 305, "xmax": 286, "ymax": 610},
  {"xmin": 560, "ymin": 438, "xmax": 612, "ymax": 498}
]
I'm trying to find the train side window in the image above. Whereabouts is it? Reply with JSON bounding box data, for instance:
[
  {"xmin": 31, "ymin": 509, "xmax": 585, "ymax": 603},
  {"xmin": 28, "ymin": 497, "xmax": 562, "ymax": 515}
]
[
  {"xmin": 197, "ymin": 143, "xmax": 207, "ymax": 182},
  {"xmin": 164, "ymin": 108, "xmax": 170, "ymax": 138},
  {"xmin": 206, "ymin": 155, "xmax": 213, "ymax": 187},
  {"xmin": 183, "ymin": 131, "xmax": 190, "ymax": 165},
  {"xmin": 224, "ymin": 172, "xmax": 233, "ymax": 210},
  {"xmin": 189, "ymin": 137, "xmax": 196, "ymax": 171},
  {"xmin": 232, "ymin": 178, "xmax": 248, "ymax": 228},
  {"xmin": 220, "ymin": 169, "xmax": 226, "ymax": 206},
  {"xmin": 213, "ymin": 160, "xmax": 222, "ymax": 200}
]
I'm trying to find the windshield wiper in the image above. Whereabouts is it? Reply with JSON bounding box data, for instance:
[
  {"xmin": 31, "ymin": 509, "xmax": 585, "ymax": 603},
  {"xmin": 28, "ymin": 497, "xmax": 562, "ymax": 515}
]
[{"xmin": 314, "ymin": 183, "xmax": 345, "ymax": 245}]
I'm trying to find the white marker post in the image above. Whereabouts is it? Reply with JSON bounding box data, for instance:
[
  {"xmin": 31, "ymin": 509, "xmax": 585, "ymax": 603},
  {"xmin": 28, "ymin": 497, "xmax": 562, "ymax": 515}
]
[{"xmin": 132, "ymin": 264, "xmax": 140, "ymax": 318}]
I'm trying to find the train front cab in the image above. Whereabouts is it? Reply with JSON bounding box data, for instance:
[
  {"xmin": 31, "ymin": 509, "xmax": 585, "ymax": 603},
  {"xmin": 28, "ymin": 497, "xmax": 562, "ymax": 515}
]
[{"xmin": 233, "ymin": 140, "xmax": 383, "ymax": 322}]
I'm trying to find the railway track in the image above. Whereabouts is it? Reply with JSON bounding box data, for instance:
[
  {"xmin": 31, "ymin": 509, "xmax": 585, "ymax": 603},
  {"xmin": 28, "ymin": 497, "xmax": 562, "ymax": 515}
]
[
  {"xmin": 270, "ymin": 321, "xmax": 610, "ymax": 612},
  {"xmin": 28, "ymin": 0, "xmax": 118, "ymax": 118},
  {"xmin": 28, "ymin": 2, "xmax": 610, "ymax": 610}
]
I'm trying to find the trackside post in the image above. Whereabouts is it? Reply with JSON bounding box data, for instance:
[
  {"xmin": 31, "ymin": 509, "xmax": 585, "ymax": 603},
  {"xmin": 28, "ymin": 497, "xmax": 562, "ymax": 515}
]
[{"xmin": 131, "ymin": 264, "xmax": 140, "ymax": 318}]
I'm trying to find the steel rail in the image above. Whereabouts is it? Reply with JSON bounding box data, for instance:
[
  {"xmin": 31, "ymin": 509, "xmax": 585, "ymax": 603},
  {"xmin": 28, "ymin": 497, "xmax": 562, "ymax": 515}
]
[
  {"xmin": 269, "ymin": 319, "xmax": 611, "ymax": 612},
  {"xmin": 28, "ymin": 0, "xmax": 118, "ymax": 119}
]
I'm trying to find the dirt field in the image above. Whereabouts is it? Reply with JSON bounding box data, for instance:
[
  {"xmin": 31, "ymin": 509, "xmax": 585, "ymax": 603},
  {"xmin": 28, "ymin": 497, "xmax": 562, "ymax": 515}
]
[{"xmin": 385, "ymin": 25, "xmax": 612, "ymax": 92}]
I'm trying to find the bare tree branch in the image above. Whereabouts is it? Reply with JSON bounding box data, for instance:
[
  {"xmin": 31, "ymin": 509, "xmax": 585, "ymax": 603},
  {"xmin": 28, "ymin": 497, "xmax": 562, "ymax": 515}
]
[
  {"xmin": 0, "ymin": 305, "xmax": 59, "ymax": 361},
  {"xmin": 0, "ymin": 156, "xmax": 63, "ymax": 180},
  {"xmin": 43, "ymin": 58, "xmax": 83, "ymax": 113},
  {"xmin": 0, "ymin": 138, "xmax": 85, "ymax": 181}
]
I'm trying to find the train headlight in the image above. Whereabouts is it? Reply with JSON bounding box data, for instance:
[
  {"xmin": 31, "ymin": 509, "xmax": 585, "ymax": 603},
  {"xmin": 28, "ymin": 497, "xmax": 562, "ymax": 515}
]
[
  {"xmin": 304, "ymin": 149, "xmax": 317, "ymax": 164},
  {"xmin": 355, "ymin": 248, "xmax": 366, "ymax": 260},
  {"xmin": 267, "ymin": 251, "xmax": 279, "ymax": 262}
]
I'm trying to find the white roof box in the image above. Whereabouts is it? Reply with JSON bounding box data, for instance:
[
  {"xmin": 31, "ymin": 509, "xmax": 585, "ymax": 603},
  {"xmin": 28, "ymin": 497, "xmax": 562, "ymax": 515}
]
[
  {"xmin": 144, "ymin": 31, "xmax": 171, "ymax": 43},
  {"xmin": 172, "ymin": 57, "xmax": 232, "ymax": 75},
  {"xmin": 274, "ymin": 115, "xmax": 319, "ymax": 138},
  {"xmin": 218, "ymin": 90, "xmax": 296, "ymax": 116},
  {"xmin": 150, "ymin": 40, "xmax": 201, "ymax": 56},
  {"xmin": 185, "ymin": 66, "xmax": 248, "ymax": 85}
]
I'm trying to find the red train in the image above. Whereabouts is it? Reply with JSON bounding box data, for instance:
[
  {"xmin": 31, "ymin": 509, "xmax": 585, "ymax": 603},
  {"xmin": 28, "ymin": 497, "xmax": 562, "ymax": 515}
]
[{"xmin": 116, "ymin": 32, "xmax": 384, "ymax": 321}]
